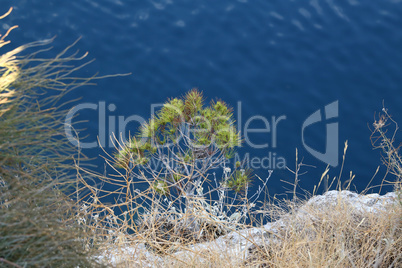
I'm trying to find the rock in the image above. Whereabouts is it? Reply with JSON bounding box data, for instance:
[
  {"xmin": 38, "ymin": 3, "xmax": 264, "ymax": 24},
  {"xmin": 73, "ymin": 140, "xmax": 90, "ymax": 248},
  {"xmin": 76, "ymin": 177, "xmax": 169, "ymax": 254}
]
[{"xmin": 98, "ymin": 190, "xmax": 399, "ymax": 267}]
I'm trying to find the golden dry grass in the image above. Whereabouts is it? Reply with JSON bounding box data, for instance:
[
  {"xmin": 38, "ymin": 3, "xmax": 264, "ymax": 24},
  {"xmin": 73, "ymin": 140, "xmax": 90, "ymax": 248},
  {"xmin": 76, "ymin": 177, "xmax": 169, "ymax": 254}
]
[
  {"xmin": 87, "ymin": 187, "xmax": 400, "ymax": 268},
  {"xmin": 81, "ymin": 122, "xmax": 401, "ymax": 268},
  {"xmin": 0, "ymin": 8, "xmax": 108, "ymax": 267}
]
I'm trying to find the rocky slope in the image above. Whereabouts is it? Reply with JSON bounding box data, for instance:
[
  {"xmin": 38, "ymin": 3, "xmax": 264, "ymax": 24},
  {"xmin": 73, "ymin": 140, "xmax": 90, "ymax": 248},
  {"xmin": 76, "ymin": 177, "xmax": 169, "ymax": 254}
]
[{"xmin": 99, "ymin": 190, "xmax": 400, "ymax": 267}]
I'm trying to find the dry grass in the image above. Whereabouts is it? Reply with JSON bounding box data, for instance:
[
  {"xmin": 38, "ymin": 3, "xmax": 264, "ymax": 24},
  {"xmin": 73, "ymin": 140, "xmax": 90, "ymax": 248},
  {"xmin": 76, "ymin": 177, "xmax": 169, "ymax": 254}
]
[
  {"xmin": 79, "ymin": 111, "xmax": 402, "ymax": 268},
  {"xmin": 247, "ymin": 192, "xmax": 401, "ymax": 267},
  {"xmin": 0, "ymin": 8, "xmax": 108, "ymax": 267},
  {"xmin": 87, "ymin": 186, "xmax": 400, "ymax": 268},
  {"xmin": 75, "ymin": 142, "xmax": 259, "ymax": 259}
]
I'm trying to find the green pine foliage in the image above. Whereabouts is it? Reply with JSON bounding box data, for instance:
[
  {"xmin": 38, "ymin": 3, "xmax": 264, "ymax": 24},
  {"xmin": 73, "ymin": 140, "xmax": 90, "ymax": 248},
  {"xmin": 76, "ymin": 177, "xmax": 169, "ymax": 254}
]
[
  {"xmin": 115, "ymin": 89, "xmax": 252, "ymax": 196},
  {"xmin": 117, "ymin": 89, "xmax": 241, "ymax": 163},
  {"xmin": 226, "ymin": 168, "xmax": 254, "ymax": 193}
]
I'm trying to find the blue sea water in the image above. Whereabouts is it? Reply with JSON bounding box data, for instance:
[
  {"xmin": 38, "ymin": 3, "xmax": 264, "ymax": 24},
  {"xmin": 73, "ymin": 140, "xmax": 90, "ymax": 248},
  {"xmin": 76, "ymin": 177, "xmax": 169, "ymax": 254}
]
[{"xmin": 1, "ymin": 0, "xmax": 402, "ymax": 197}]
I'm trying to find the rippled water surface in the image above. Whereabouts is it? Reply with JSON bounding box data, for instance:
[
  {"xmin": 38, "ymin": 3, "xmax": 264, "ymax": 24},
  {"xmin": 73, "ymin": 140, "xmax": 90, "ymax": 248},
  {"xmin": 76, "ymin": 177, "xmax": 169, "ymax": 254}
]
[{"xmin": 2, "ymin": 0, "xmax": 402, "ymax": 195}]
